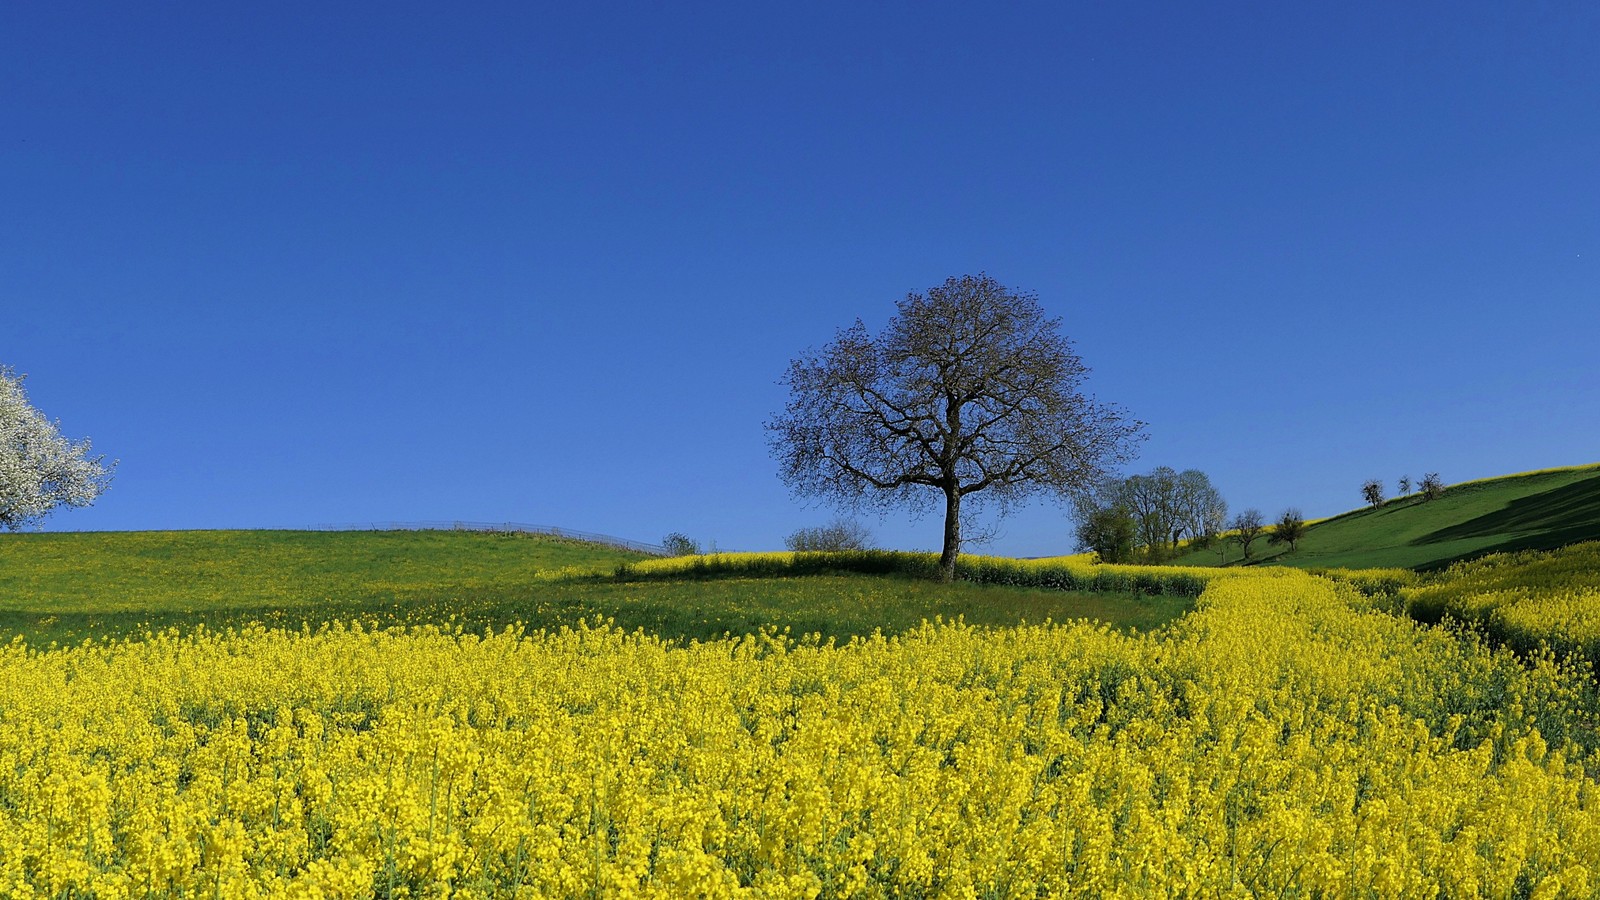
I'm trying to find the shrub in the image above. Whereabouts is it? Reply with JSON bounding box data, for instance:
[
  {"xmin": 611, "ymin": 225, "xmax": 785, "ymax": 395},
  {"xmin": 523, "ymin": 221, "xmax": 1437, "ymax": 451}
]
[
  {"xmin": 661, "ymin": 532, "xmax": 700, "ymax": 556},
  {"xmin": 1074, "ymin": 505, "xmax": 1137, "ymax": 564},
  {"xmin": 613, "ymin": 550, "xmax": 1219, "ymax": 597},
  {"xmin": 784, "ymin": 519, "xmax": 874, "ymax": 552}
]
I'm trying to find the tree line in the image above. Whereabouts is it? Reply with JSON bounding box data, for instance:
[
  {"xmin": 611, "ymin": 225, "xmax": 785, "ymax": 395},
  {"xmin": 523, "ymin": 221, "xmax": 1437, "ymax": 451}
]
[
  {"xmin": 1363, "ymin": 473, "xmax": 1444, "ymax": 508},
  {"xmin": 1072, "ymin": 467, "xmax": 1224, "ymax": 563}
]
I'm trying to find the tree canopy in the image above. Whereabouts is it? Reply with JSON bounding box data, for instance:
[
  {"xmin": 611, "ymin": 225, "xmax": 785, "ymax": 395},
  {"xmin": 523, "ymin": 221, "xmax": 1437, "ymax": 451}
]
[
  {"xmin": 0, "ymin": 367, "xmax": 115, "ymax": 530},
  {"xmin": 1269, "ymin": 507, "xmax": 1307, "ymax": 553}
]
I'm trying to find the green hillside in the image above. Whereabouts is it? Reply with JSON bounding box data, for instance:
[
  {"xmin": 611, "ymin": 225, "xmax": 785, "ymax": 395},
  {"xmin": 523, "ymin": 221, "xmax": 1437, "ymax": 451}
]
[
  {"xmin": 0, "ymin": 529, "xmax": 1186, "ymax": 644},
  {"xmin": 0, "ymin": 528, "xmax": 645, "ymax": 609},
  {"xmin": 1170, "ymin": 463, "xmax": 1600, "ymax": 571}
]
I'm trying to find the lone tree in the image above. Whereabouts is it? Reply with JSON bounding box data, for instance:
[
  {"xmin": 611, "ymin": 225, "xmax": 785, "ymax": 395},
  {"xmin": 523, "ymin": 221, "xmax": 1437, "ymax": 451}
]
[
  {"xmin": 1232, "ymin": 508, "xmax": 1265, "ymax": 561},
  {"xmin": 767, "ymin": 274, "xmax": 1143, "ymax": 581},
  {"xmin": 1269, "ymin": 507, "xmax": 1307, "ymax": 553},
  {"xmin": 1361, "ymin": 479, "xmax": 1386, "ymax": 509},
  {"xmin": 1, "ymin": 367, "xmax": 115, "ymax": 530},
  {"xmin": 1418, "ymin": 472, "xmax": 1445, "ymax": 501},
  {"xmin": 661, "ymin": 532, "xmax": 700, "ymax": 556}
]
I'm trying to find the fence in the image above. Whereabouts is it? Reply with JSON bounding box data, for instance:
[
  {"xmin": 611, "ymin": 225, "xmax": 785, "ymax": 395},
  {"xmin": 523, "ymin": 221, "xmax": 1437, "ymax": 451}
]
[{"xmin": 296, "ymin": 521, "xmax": 669, "ymax": 556}]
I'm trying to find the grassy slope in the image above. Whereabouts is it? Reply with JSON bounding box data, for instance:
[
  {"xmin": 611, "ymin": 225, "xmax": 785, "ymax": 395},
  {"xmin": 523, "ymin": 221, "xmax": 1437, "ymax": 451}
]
[
  {"xmin": 0, "ymin": 530, "xmax": 1189, "ymax": 644},
  {"xmin": 0, "ymin": 529, "xmax": 644, "ymax": 611},
  {"xmin": 1169, "ymin": 462, "xmax": 1600, "ymax": 571}
]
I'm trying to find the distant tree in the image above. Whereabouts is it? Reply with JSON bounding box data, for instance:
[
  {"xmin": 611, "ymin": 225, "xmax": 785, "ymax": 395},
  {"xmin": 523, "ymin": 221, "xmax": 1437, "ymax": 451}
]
[
  {"xmin": 1074, "ymin": 503, "xmax": 1137, "ymax": 564},
  {"xmin": 1, "ymin": 367, "xmax": 115, "ymax": 531},
  {"xmin": 1232, "ymin": 508, "xmax": 1265, "ymax": 561},
  {"xmin": 661, "ymin": 532, "xmax": 700, "ymax": 556},
  {"xmin": 1361, "ymin": 479, "xmax": 1386, "ymax": 509},
  {"xmin": 1081, "ymin": 467, "xmax": 1225, "ymax": 562},
  {"xmin": 767, "ymin": 273, "xmax": 1143, "ymax": 582},
  {"xmin": 1418, "ymin": 472, "xmax": 1445, "ymax": 501},
  {"xmin": 1269, "ymin": 508, "xmax": 1306, "ymax": 553},
  {"xmin": 785, "ymin": 519, "xmax": 874, "ymax": 552},
  {"xmin": 1119, "ymin": 467, "xmax": 1180, "ymax": 561},
  {"xmin": 1175, "ymin": 469, "xmax": 1227, "ymax": 550},
  {"xmin": 1398, "ymin": 475, "xmax": 1412, "ymax": 497}
]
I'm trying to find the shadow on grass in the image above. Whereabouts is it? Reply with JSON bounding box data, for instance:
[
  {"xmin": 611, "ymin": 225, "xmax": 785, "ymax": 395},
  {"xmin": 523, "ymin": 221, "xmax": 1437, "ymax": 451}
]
[
  {"xmin": 0, "ymin": 574, "xmax": 1197, "ymax": 648},
  {"xmin": 1411, "ymin": 477, "xmax": 1600, "ymax": 570}
]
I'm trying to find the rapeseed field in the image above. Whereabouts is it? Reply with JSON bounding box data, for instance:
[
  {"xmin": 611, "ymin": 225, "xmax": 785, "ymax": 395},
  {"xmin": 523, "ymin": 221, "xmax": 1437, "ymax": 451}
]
[
  {"xmin": 1406, "ymin": 540, "xmax": 1600, "ymax": 666},
  {"xmin": 4, "ymin": 566, "xmax": 1600, "ymax": 897}
]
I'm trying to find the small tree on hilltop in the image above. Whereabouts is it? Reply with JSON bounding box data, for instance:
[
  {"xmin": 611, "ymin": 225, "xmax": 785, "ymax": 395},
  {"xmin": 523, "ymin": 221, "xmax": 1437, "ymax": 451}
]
[
  {"xmin": 1232, "ymin": 508, "xmax": 1265, "ymax": 561},
  {"xmin": 1361, "ymin": 479, "xmax": 1385, "ymax": 509},
  {"xmin": 661, "ymin": 532, "xmax": 700, "ymax": 556},
  {"xmin": 767, "ymin": 273, "xmax": 1144, "ymax": 582},
  {"xmin": 1418, "ymin": 472, "xmax": 1445, "ymax": 501},
  {"xmin": 1269, "ymin": 507, "xmax": 1306, "ymax": 553},
  {"xmin": 785, "ymin": 519, "xmax": 874, "ymax": 552},
  {"xmin": 1, "ymin": 367, "xmax": 116, "ymax": 530},
  {"xmin": 1398, "ymin": 475, "xmax": 1412, "ymax": 497}
]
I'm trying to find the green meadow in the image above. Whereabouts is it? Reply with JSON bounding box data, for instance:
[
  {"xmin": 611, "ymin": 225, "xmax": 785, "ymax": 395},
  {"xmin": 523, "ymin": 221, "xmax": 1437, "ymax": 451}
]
[
  {"xmin": 5, "ymin": 462, "xmax": 1597, "ymax": 647},
  {"xmin": 0, "ymin": 529, "xmax": 1188, "ymax": 645}
]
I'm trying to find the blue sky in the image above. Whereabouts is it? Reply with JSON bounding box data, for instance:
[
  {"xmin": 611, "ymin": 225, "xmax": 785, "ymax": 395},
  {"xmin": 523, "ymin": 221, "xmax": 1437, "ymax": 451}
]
[{"xmin": 6, "ymin": 2, "xmax": 1597, "ymax": 555}]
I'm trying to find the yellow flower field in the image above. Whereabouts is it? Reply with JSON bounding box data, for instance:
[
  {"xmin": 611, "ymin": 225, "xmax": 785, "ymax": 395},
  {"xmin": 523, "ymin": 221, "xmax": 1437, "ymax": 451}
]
[
  {"xmin": 3, "ymin": 568, "xmax": 1599, "ymax": 897},
  {"xmin": 1406, "ymin": 541, "xmax": 1600, "ymax": 665}
]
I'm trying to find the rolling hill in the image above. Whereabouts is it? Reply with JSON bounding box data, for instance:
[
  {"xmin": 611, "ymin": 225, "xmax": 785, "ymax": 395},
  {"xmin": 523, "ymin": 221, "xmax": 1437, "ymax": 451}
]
[{"xmin": 1168, "ymin": 462, "xmax": 1600, "ymax": 571}]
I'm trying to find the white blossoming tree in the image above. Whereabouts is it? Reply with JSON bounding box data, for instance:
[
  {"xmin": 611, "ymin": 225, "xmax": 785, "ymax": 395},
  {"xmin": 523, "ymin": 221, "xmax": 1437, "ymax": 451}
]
[{"xmin": 0, "ymin": 367, "xmax": 115, "ymax": 530}]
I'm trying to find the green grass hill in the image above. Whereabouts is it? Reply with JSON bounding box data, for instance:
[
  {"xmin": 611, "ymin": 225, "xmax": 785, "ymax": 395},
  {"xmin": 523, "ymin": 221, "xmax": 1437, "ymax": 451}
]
[
  {"xmin": 0, "ymin": 529, "xmax": 1187, "ymax": 645},
  {"xmin": 1169, "ymin": 462, "xmax": 1600, "ymax": 571},
  {"xmin": 0, "ymin": 528, "xmax": 642, "ymax": 639},
  {"xmin": 15, "ymin": 460, "xmax": 1594, "ymax": 644}
]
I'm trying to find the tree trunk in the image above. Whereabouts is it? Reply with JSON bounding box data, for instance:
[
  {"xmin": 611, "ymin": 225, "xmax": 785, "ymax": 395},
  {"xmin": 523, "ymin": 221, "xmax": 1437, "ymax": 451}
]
[{"xmin": 939, "ymin": 488, "xmax": 961, "ymax": 582}]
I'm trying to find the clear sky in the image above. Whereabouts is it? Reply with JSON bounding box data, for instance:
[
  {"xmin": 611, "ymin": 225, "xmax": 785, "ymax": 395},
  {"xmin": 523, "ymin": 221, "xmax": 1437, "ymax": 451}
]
[{"xmin": 6, "ymin": 2, "xmax": 1597, "ymax": 556}]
